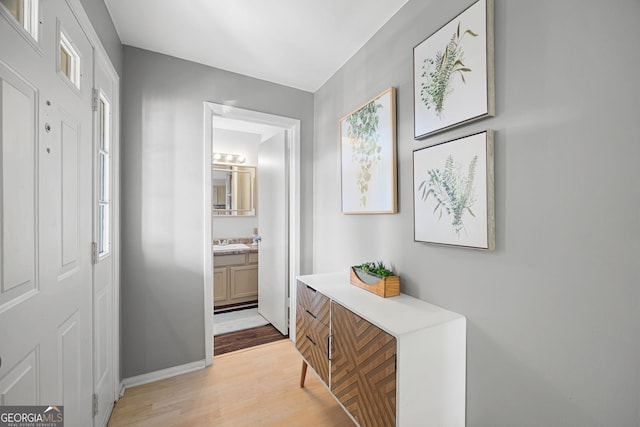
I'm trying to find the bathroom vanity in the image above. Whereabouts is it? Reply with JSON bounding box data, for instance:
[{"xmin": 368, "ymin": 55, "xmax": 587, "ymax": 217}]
[
  {"xmin": 296, "ymin": 272, "xmax": 466, "ymax": 427},
  {"xmin": 213, "ymin": 243, "xmax": 258, "ymax": 308}
]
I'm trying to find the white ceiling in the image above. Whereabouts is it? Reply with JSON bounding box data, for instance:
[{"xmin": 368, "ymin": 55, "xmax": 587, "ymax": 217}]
[
  {"xmin": 104, "ymin": 0, "xmax": 408, "ymax": 92},
  {"xmin": 212, "ymin": 116, "xmax": 283, "ymax": 143}
]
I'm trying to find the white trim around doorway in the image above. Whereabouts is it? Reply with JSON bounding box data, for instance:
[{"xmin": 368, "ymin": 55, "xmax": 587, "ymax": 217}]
[{"xmin": 203, "ymin": 102, "xmax": 301, "ymax": 366}]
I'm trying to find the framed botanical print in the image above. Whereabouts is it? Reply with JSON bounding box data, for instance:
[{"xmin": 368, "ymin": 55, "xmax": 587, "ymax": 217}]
[
  {"xmin": 340, "ymin": 87, "xmax": 397, "ymax": 214},
  {"xmin": 413, "ymin": 130, "xmax": 495, "ymax": 250},
  {"xmin": 413, "ymin": 0, "xmax": 494, "ymax": 139}
]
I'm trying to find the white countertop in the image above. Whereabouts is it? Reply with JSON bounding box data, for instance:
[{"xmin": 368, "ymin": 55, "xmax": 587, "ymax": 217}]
[
  {"xmin": 212, "ymin": 243, "xmax": 259, "ymax": 255},
  {"xmin": 297, "ymin": 272, "xmax": 465, "ymax": 337}
]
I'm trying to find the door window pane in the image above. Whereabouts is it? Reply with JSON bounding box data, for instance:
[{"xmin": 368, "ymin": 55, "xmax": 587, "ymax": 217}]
[
  {"xmin": 97, "ymin": 96, "xmax": 110, "ymax": 256},
  {"xmin": 60, "ymin": 46, "xmax": 71, "ymax": 77},
  {"xmin": 0, "ymin": 0, "xmax": 23, "ymax": 22},
  {"xmin": 0, "ymin": 0, "xmax": 38, "ymax": 40},
  {"xmin": 98, "ymin": 203, "xmax": 109, "ymax": 254},
  {"xmin": 59, "ymin": 30, "xmax": 80, "ymax": 88}
]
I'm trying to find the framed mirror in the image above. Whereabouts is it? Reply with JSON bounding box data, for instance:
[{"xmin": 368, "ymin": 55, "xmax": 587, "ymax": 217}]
[{"xmin": 212, "ymin": 164, "xmax": 256, "ymax": 216}]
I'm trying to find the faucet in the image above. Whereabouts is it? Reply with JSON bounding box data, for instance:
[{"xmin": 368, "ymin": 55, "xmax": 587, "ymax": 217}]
[{"xmin": 217, "ymin": 239, "xmax": 229, "ymax": 246}]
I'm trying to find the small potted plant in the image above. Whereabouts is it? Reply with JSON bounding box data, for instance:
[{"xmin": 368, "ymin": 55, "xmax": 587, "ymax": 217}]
[{"xmin": 350, "ymin": 261, "xmax": 400, "ymax": 298}]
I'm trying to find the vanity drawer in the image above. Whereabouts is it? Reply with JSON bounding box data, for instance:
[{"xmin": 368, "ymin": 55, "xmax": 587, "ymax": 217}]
[
  {"xmin": 214, "ymin": 253, "xmax": 246, "ymax": 267},
  {"xmin": 248, "ymin": 252, "xmax": 259, "ymax": 264},
  {"xmin": 296, "ymin": 280, "xmax": 330, "ymax": 326}
]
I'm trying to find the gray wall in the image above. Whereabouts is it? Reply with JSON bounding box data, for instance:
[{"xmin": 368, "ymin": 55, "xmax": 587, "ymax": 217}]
[
  {"xmin": 79, "ymin": 0, "xmax": 122, "ymax": 76},
  {"xmin": 121, "ymin": 46, "xmax": 314, "ymax": 377},
  {"xmin": 313, "ymin": 0, "xmax": 640, "ymax": 426}
]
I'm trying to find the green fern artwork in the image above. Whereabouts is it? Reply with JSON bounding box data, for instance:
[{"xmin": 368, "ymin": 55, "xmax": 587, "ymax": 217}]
[
  {"xmin": 346, "ymin": 101, "xmax": 383, "ymax": 207},
  {"xmin": 420, "ymin": 22, "xmax": 478, "ymax": 117},
  {"xmin": 418, "ymin": 154, "xmax": 478, "ymax": 236}
]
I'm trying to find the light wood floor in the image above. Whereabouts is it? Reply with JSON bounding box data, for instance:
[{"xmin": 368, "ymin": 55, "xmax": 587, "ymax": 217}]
[{"xmin": 107, "ymin": 340, "xmax": 354, "ymax": 426}]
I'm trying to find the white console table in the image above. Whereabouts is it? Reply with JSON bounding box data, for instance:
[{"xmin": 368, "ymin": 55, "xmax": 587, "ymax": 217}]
[{"xmin": 295, "ymin": 272, "xmax": 466, "ymax": 427}]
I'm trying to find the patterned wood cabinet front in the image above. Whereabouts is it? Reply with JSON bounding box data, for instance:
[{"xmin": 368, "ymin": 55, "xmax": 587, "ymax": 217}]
[
  {"xmin": 331, "ymin": 301, "xmax": 397, "ymax": 427},
  {"xmin": 295, "ymin": 280, "xmax": 330, "ymax": 385},
  {"xmin": 295, "ymin": 273, "xmax": 466, "ymax": 426}
]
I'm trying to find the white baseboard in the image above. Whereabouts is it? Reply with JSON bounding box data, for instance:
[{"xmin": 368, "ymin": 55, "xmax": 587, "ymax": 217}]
[{"xmin": 120, "ymin": 360, "xmax": 206, "ymax": 391}]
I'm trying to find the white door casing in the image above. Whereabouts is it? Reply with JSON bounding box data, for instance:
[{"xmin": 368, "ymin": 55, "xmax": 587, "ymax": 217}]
[
  {"xmin": 0, "ymin": 0, "xmax": 97, "ymax": 425},
  {"xmin": 203, "ymin": 103, "xmax": 301, "ymax": 365},
  {"xmin": 257, "ymin": 131, "xmax": 288, "ymax": 335}
]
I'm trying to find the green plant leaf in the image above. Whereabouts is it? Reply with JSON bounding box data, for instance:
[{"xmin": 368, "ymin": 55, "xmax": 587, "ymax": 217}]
[
  {"xmin": 420, "ymin": 23, "xmax": 477, "ymax": 116},
  {"xmin": 421, "ymin": 188, "xmax": 434, "ymax": 201},
  {"xmin": 355, "ymin": 260, "xmax": 395, "ymax": 277},
  {"xmin": 422, "ymin": 154, "xmax": 478, "ymax": 236}
]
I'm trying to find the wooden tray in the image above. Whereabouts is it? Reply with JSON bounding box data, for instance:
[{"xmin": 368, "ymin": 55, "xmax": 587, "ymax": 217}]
[{"xmin": 349, "ymin": 267, "xmax": 400, "ymax": 298}]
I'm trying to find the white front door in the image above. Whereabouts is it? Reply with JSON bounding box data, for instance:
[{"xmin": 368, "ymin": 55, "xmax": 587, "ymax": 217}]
[
  {"xmin": 92, "ymin": 57, "xmax": 116, "ymax": 426},
  {"xmin": 257, "ymin": 130, "xmax": 288, "ymax": 335},
  {"xmin": 0, "ymin": 0, "xmax": 94, "ymax": 424}
]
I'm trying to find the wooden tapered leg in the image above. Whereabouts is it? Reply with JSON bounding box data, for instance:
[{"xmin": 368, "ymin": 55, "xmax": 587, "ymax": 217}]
[{"xmin": 299, "ymin": 360, "xmax": 308, "ymax": 388}]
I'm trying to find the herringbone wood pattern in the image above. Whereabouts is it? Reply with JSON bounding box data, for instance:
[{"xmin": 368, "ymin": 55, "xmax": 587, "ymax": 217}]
[
  {"xmin": 331, "ymin": 301, "xmax": 397, "ymax": 427},
  {"xmin": 296, "ymin": 306, "xmax": 330, "ymax": 385},
  {"xmin": 296, "ymin": 281, "xmax": 330, "ymax": 385},
  {"xmin": 296, "ymin": 280, "xmax": 330, "ymax": 326}
]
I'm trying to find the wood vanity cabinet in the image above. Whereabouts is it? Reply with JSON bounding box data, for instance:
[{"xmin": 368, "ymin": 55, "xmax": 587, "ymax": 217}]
[
  {"xmin": 295, "ymin": 273, "xmax": 467, "ymax": 427},
  {"xmin": 213, "ymin": 251, "xmax": 258, "ymax": 307}
]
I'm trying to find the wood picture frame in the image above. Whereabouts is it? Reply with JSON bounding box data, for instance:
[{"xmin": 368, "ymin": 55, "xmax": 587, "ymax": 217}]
[
  {"xmin": 413, "ymin": 130, "xmax": 495, "ymax": 250},
  {"xmin": 413, "ymin": 0, "xmax": 494, "ymax": 139},
  {"xmin": 340, "ymin": 87, "xmax": 397, "ymax": 214}
]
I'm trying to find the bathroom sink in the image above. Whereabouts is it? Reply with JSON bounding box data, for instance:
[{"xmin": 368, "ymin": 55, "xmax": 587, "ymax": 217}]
[{"xmin": 213, "ymin": 243, "xmax": 249, "ymax": 252}]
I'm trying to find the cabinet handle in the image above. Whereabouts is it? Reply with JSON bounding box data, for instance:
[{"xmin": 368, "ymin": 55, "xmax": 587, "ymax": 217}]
[
  {"xmin": 327, "ymin": 335, "xmax": 332, "ymax": 361},
  {"xmin": 306, "ymin": 285, "xmax": 317, "ymax": 293},
  {"xmin": 305, "ymin": 335, "xmax": 316, "ymax": 346},
  {"xmin": 305, "ymin": 309, "xmax": 317, "ymax": 319}
]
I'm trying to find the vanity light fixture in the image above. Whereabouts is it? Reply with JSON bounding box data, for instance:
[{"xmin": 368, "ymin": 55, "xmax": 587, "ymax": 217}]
[{"xmin": 212, "ymin": 152, "xmax": 247, "ymax": 164}]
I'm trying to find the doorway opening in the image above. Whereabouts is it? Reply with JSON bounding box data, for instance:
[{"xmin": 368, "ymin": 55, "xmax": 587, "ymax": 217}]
[{"xmin": 203, "ymin": 102, "xmax": 301, "ymax": 365}]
